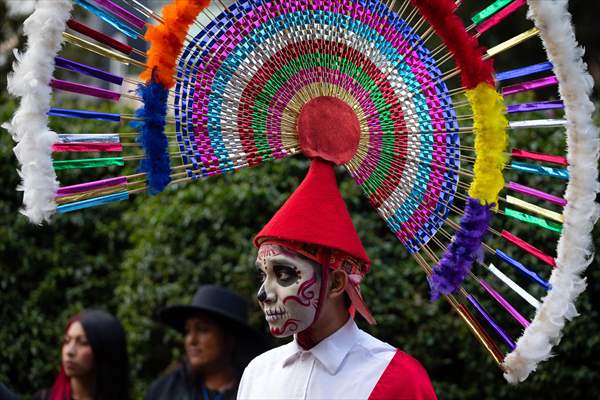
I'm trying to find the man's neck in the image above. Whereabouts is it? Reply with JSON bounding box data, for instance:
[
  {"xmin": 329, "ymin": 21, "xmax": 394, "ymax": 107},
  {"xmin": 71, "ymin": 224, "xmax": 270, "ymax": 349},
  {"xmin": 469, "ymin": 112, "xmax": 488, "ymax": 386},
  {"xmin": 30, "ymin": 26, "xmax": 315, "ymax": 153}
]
[{"xmin": 297, "ymin": 310, "xmax": 350, "ymax": 349}]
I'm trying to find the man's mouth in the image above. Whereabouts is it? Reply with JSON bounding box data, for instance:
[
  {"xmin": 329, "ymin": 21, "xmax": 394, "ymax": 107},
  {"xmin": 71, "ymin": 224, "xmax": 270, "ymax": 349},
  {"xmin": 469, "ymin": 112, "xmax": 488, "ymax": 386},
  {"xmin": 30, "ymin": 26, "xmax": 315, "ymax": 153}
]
[{"xmin": 265, "ymin": 307, "xmax": 286, "ymax": 321}]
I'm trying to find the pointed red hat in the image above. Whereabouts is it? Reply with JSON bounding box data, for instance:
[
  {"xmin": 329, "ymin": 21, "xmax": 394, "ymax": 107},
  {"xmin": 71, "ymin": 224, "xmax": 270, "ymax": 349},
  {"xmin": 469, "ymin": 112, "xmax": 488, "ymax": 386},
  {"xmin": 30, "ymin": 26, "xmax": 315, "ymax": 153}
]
[
  {"xmin": 254, "ymin": 158, "xmax": 370, "ymax": 265},
  {"xmin": 254, "ymin": 96, "xmax": 376, "ymax": 325}
]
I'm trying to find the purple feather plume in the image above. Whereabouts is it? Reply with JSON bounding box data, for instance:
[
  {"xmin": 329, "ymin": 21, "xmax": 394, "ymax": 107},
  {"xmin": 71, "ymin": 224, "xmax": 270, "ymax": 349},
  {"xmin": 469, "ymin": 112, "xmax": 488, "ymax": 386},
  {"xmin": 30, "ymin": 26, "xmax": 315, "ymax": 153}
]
[{"xmin": 429, "ymin": 197, "xmax": 493, "ymax": 301}]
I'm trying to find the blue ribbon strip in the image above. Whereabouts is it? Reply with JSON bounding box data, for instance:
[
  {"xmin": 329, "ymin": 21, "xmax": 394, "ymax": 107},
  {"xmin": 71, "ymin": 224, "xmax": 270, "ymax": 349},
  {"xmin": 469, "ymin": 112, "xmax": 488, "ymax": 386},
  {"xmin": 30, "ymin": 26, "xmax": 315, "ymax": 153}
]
[
  {"xmin": 496, "ymin": 61, "xmax": 553, "ymax": 81},
  {"xmin": 57, "ymin": 192, "xmax": 129, "ymax": 213},
  {"xmin": 74, "ymin": 0, "xmax": 139, "ymax": 39},
  {"xmin": 495, "ymin": 249, "xmax": 551, "ymax": 290},
  {"xmin": 48, "ymin": 108, "xmax": 121, "ymax": 122},
  {"xmin": 511, "ymin": 161, "xmax": 569, "ymax": 180}
]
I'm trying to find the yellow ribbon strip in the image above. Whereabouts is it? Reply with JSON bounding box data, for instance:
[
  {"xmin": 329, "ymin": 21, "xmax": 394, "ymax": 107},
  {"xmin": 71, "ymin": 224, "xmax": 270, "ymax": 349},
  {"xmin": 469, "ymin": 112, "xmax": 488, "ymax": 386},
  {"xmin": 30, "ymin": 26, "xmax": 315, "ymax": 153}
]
[
  {"xmin": 505, "ymin": 195, "xmax": 564, "ymax": 223},
  {"xmin": 63, "ymin": 32, "xmax": 145, "ymax": 68},
  {"xmin": 466, "ymin": 83, "xmax": 509, "ymax": 205},
  {"xmin": 486, "ymin": 27, "xmax": 540, "ymax": 58}
]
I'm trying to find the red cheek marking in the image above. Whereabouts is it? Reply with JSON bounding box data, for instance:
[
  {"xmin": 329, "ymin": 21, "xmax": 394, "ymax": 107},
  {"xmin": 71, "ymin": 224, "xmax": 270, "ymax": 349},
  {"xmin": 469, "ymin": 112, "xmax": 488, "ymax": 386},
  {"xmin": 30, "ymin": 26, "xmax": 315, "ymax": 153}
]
[{"xmin": 282, "ymin": 273, "xmax": 318, "ymax": 306}]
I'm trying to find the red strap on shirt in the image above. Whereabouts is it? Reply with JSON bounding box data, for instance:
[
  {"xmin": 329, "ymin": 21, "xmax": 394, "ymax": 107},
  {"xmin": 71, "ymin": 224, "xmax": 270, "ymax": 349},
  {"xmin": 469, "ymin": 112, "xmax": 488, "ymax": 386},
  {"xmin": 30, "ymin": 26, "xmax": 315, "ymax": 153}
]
[{"xmin": 368, "ymin": 350, "xmax": 437, "ymax": 400}]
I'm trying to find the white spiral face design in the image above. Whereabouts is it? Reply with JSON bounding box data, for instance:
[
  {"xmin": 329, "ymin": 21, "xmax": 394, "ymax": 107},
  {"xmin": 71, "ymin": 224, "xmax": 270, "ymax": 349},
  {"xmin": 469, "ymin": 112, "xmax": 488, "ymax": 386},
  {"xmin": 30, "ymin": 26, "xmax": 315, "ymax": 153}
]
[{"xmin": 256, "ymin": 244, "xmax": 322, "ymax": 337}]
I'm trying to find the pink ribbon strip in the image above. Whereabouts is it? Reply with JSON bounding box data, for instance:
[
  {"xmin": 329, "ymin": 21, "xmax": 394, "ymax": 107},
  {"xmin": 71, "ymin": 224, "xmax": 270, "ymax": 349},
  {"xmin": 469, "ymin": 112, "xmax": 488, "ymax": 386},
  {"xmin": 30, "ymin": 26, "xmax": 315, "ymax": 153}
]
[
  {"xmin": 476, "ymin": 0, "xmax": 526, "ymax": 34},
  {"xmin": 52, "ymin": 143, "xmax": 123, "ymax": 153},
  {"xmin": 479, "ymin": 279, "xmax": 530, "ymax": 328},
  {"xmin": 511, "ymin": 148, "xmax": 568, "ymax": 166},
  {"xmin": 501, "ymin": 230, "xmax": 556, "ymax": 267},
  {"xmin": 502, "ymin": 75, "xmax": 558, "ymax": 96},
  {"xmin": 56, "ymin": 176, "xmax": 128, "ymax": 197},
  {"xmin": 506, "ymin": 181, "xmax": 567, "ymax": 206},
  {"xmin": 50, "ymin": 79, "xmax": 121, "ymax": 101}
]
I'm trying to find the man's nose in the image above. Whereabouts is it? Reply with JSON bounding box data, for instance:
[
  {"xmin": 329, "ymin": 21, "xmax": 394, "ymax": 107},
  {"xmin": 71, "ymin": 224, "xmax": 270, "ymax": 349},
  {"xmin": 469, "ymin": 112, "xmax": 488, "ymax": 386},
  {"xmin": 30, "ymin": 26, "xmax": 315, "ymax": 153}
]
[{"xmin": 257, "ymin": 283, "xmax": 276, "ymax": 303}]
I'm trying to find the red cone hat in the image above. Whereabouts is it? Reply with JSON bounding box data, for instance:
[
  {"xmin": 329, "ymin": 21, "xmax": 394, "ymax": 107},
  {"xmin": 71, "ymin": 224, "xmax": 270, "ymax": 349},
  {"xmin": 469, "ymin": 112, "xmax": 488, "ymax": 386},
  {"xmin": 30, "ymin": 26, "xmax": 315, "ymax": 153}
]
[{"xmin": 254, "ymin": 158, "xmax": 370, "ymax": 265}]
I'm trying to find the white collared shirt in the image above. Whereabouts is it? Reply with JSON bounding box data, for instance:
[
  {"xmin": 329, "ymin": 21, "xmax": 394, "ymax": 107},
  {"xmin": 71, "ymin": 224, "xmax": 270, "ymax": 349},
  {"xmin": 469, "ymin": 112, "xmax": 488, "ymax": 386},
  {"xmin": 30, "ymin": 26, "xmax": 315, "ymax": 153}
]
[{"xmin": 237, "ymin": 318, "xmax": 396, "ymax": 399}]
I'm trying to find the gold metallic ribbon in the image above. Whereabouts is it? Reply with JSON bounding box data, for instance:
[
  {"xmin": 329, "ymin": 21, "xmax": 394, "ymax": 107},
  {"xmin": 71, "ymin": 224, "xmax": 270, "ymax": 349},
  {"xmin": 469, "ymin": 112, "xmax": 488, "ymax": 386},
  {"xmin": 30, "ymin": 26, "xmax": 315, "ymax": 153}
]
[
  {"xmin": 506, "ymin": 195, "xmax": 564, "ymax": 223},
  {"xmin": 486, "ymin": 27, "xmax": 540, "ymax": 58},
  {"xmin": 63, "ymin": 32, "xmax": 145, "ymax": 68}
]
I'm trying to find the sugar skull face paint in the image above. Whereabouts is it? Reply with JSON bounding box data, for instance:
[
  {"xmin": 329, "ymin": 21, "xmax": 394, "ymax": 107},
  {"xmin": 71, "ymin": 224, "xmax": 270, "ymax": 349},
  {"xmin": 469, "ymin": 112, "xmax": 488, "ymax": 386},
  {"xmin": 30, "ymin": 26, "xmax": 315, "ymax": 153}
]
[{"xmin": 256, "ymin": 243, "xmax": 321, "ymax": 337}]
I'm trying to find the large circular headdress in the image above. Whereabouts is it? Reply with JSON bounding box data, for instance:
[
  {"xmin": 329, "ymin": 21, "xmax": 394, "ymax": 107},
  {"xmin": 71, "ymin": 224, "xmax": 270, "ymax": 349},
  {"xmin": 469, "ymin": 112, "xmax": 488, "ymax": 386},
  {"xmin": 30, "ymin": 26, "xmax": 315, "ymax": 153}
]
[{"xmin": 4, "ymin": 0, "xmax": 599, "ymax": 383}]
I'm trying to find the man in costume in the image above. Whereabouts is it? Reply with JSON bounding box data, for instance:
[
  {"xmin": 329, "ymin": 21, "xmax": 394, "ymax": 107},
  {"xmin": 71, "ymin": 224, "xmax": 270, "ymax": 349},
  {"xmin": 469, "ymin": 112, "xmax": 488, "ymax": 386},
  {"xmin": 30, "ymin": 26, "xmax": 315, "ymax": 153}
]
[{"xmin": 237, "ymin": 157, "xmax": 438, "ymax": 398}]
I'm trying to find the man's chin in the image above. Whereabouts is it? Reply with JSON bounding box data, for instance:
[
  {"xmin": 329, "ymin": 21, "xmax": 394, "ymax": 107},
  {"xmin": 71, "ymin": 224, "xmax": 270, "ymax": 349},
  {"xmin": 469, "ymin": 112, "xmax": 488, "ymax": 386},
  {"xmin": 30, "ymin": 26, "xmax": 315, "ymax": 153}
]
[{"xmin": 269, "ymin": 318, "xmax": 302, "ymax": 337}]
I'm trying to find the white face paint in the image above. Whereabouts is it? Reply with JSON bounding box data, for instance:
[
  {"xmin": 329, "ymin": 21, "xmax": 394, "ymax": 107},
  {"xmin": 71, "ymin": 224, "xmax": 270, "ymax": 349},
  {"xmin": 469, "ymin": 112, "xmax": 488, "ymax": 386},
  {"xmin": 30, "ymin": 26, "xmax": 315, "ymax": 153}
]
[{"xmin": 256, "ymin": 244, "xmax": 321, "ymax": 337}]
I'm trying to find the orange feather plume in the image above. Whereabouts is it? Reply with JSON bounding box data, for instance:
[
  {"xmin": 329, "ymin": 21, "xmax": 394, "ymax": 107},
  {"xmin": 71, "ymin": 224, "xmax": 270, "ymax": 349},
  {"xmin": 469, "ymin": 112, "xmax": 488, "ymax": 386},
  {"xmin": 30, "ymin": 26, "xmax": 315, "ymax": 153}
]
[{"xmin": 140, "ymin": 0, "xmax": 210, "ymax": 88}]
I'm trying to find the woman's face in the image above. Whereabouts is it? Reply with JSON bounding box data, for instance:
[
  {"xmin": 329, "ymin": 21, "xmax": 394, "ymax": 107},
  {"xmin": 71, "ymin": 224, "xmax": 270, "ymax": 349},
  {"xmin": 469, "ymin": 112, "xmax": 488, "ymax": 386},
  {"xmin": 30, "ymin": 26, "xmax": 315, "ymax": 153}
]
[
  {"xmin": 256, "ymin": 244, "xmax": 322, "ymax": 337},
  {"xmin": 62, "ymin": 321, "xmax": 94, "ymax": 378},
  {"xmin": 184, "ymin": 315, "xmax": 232, "ymax": 373}
]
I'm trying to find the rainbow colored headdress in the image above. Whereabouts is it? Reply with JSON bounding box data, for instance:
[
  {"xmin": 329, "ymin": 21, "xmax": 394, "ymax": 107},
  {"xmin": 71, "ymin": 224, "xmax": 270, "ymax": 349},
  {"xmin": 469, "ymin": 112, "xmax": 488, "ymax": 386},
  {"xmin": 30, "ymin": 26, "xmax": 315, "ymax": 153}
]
[{"xmin": 4, "ymin": 0, "xmax": 599, "ymax": 383}]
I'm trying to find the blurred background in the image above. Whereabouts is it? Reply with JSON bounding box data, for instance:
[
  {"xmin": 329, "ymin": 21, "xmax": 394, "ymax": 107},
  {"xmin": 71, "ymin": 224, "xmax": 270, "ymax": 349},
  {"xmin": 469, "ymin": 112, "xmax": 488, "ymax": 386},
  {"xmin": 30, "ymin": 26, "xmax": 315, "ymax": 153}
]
[{"xmin": 1, "ymin": 0, "xmax": 599, "ymax": 398}]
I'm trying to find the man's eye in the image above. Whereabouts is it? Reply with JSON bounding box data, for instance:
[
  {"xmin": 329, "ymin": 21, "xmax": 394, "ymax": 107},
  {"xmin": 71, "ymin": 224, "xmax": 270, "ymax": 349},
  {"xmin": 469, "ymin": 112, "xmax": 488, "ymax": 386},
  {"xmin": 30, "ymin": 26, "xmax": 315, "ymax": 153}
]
[{"xmin": 275, "ymin": 265, "xmax": 297, "ymax": 281}]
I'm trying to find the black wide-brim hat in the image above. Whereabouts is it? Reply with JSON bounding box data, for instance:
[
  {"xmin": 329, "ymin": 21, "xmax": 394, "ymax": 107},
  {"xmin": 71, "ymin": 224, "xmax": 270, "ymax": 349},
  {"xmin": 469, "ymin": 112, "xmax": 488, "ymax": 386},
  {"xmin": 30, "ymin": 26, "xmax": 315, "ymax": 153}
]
[{"xmin": 158, "ymin": 285, "xmax": 269, "ymax": 356}]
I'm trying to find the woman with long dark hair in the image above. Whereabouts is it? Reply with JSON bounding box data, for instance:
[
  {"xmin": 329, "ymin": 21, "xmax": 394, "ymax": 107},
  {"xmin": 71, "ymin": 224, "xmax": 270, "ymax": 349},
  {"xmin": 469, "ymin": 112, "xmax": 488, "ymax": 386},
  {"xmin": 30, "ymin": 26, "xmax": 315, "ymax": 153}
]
[{"xmin": 34, "ymin": 309, "xmax": 130, "ymax": 400}]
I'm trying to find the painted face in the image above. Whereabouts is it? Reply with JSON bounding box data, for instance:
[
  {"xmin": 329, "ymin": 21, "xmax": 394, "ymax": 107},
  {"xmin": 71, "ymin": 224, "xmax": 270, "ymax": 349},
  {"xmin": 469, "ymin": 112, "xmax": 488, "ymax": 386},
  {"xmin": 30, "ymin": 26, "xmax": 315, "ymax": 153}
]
[
  {"xmin": 256, "ymin": 244, "xmax": 321, "ymax": 337},
  {"xmin": 61, "ymin": 321, "xmax": 94, "ymax": 378}
]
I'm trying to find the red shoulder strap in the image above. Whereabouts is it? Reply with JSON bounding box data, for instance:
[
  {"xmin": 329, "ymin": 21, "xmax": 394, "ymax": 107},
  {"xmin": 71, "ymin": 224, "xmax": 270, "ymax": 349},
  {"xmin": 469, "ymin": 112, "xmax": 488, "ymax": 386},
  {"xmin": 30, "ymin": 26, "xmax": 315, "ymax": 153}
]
[{"xmin": 368, "ymin": 350, "xmax": 437, "ymax": 400}]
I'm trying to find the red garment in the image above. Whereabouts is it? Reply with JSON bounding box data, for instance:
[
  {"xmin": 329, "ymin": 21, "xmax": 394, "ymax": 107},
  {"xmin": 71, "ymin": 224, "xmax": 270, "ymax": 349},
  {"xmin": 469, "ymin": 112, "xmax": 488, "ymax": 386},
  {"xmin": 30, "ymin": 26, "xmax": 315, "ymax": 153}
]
[{"xmin": 369, "ymin": 350, "xmax": 438, "ymax": 400}]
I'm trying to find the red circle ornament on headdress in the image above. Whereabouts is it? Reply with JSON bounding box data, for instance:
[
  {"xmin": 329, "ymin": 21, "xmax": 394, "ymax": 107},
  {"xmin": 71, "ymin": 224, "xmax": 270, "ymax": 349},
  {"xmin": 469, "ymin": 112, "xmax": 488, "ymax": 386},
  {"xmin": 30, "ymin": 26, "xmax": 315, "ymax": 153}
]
[{"xmin": 296, "ymin": 96, "xmax": 360, "ymax": 165}]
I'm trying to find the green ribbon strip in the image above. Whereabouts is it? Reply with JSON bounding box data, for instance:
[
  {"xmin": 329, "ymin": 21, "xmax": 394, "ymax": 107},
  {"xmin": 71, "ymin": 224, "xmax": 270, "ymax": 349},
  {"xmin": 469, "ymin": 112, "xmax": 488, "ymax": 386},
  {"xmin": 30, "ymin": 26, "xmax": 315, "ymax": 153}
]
[
  {"xmin": 53, "ymin": 157, "xmax": 124, "ymax": 170},
  {"xmin": 504, "ymin": 207, "xmax": 562, "ymax": 233},
  {"xmin": 472, "ymin": 0, "xmax": 514, "ymax": 25}
]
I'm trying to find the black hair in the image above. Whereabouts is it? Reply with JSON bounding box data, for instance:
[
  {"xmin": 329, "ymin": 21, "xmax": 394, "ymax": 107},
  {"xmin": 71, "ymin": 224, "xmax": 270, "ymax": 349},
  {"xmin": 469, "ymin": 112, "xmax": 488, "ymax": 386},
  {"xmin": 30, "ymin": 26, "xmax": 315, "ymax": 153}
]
[{"xmin": 78, "ymin": 310, "xmax": 130, "ymax": 400}]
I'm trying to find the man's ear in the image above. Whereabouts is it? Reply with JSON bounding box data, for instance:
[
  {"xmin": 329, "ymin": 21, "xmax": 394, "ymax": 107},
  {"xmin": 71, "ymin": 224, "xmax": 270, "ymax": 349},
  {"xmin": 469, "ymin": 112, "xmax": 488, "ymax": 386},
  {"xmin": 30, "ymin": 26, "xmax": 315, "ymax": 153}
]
[{"xmin": 328, "ymin": 269, "xmax": 348, "ymax": 299}]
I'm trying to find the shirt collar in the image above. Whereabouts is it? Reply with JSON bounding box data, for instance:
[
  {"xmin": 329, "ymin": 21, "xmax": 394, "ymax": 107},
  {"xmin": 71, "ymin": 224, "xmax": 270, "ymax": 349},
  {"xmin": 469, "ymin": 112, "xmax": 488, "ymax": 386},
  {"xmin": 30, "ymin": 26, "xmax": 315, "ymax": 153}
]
[{"xmin": 282, "ymin": 317, "xmax": 359, "ymax": 375}]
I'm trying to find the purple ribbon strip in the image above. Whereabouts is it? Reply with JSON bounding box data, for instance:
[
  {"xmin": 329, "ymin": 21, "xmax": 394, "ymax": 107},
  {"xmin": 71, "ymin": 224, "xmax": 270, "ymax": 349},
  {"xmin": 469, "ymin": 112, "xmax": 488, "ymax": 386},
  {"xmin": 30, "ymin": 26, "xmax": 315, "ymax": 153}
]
[
  {"xmin": 506, "ymin": 181, "xmax": 567, "ymax": 206},
  {"xmin": 479, "ymin": 279, "xmax": 529, "ymax": 328},
  {"xmin": 50, "ymin": 79, "xmax": 121, "ymax": 101},
  {"xmin": 91, "ymin": 0, "xmax": 146, "ymax": 29},
  {"xmin": 467, "ymin": 294, "xmax": 516, "ymax": 350},
  {"xmin": 55, "ymin": 57, "xmax": 123, "ymax": 85},
  {"xmin": 502, "ymin": 76, "xmax": 558, "ymax": 96},
  {"xmin": 56, "ymin": 176, "xmax": 128, "ymax": 197},
  {"xmin": 507, "ymin": 100, "xmax": 564, "ymax": 114}
]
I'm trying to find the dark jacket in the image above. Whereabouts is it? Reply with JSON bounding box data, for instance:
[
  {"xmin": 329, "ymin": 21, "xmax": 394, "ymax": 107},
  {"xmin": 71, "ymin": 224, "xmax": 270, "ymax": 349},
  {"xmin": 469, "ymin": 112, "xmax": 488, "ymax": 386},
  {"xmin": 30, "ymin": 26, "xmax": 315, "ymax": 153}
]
[
  {"xmin": 144, "ymin": 362, "xmax": 238, "ymax": 400},
  {"xmin": 1, "ymin": 384, "xmax": 19, "ymax": 400}
]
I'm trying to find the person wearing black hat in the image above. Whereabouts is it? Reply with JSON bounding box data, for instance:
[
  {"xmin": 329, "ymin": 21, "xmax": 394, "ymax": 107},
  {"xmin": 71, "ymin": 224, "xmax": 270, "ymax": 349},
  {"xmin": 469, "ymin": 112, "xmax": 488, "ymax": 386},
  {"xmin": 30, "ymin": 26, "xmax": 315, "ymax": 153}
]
[{"xmin": 145, "ymin": 285, "xmax": 268, "ymax": 400}]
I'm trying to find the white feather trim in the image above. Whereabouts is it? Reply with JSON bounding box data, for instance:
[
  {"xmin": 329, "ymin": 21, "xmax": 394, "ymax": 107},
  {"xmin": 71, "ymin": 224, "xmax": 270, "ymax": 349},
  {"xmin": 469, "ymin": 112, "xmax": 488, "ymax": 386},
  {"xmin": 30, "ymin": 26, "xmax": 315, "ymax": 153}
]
[
  {"xmin": 5, "ymin": 0, "xmax": 38, "ymax": 17},
  {"xmin": 2, "ymin": 0, "xmax": 73, "ymax": 224},
  {"xmin": 503, "ymin": 0, "xmax": 600, "ymax": 383}
]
